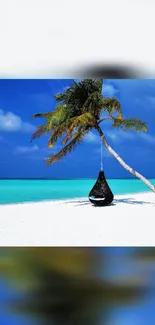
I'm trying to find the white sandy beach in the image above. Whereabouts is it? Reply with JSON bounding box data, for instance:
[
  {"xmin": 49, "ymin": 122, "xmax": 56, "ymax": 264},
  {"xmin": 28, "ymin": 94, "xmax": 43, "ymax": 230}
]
[{"xmin": 0, "ymin": 192, "xmax": 155, "ymax": 246}]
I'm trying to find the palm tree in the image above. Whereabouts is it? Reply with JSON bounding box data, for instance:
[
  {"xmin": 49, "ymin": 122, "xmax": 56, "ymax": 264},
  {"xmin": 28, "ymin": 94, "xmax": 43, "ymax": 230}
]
[
  {"xmin": 30, "ymin": 79, "xmax": 155, "ymax": 193},
  {"xmin": 0, "ymin": 248, "xmax": 148, "ymax": 325}
]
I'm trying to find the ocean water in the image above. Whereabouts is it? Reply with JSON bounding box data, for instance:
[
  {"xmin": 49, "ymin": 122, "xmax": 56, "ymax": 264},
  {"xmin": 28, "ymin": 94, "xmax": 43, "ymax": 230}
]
[{"xmin": 0, "ymin": 178, "xmax": 155, "ymax": 205}]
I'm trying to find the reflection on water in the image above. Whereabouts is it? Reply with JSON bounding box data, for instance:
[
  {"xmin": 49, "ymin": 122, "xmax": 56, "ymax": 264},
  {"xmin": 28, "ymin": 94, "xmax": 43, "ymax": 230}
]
[{"xmin": 0, "ymin": 248, "xmax": 155, "ymax": 325}]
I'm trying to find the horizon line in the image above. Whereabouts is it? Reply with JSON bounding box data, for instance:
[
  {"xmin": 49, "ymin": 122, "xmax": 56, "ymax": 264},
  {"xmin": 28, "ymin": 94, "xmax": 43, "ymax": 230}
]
[{"xmin": 0, "ymin": 177, "xmax": 155, "ymax": 180}]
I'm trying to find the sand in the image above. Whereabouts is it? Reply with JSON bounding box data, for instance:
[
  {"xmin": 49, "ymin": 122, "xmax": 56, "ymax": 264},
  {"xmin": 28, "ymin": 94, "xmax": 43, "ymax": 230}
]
[{"xmin": 0, "ymin": 192, "xmax": 155, "ymax": 246}]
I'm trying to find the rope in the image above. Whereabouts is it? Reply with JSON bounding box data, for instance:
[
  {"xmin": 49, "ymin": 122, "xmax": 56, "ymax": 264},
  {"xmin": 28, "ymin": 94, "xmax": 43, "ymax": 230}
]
[{"xmin": 100, "ymin": 137, "xmax": 103, "ymax": 171}]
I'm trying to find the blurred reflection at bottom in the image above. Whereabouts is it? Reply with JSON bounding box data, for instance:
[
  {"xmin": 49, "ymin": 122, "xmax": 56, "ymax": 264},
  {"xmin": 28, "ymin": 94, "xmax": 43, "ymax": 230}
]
[{"xmin": 0, "ymin": 248, "xmax": 155, "ymax": 325}]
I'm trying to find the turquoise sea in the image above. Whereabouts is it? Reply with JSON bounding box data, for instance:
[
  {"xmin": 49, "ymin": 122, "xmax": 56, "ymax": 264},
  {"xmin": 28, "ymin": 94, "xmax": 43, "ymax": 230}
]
[{"xmin": 0, "ymin": 178, "xmax": 155, "ymax": 205}]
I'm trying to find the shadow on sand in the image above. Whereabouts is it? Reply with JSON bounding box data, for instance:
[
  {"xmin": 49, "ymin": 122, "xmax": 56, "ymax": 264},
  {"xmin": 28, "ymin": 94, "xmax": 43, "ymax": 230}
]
[{"xmin": 64, "ymin": 197, "xmax": 155, "ymax": 207}]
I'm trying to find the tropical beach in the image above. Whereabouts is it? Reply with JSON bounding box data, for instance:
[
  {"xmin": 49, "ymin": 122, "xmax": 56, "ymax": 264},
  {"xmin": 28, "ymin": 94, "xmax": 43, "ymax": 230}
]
[
  {"xmin": 0, "ymin": 191, "xmax": 155, "ymax": 246},
  {"xmin": 0, "ymin": 78, "xmax": 155, "ymax": 245}
]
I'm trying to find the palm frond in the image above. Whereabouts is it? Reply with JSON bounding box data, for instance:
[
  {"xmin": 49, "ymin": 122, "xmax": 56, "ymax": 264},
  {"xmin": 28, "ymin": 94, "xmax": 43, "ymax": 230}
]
[
  {"xmin": 62, "ymin": 126, "xmax": 86, "ymax": 145},
  {"xmin": 112, "ymin": 118, "xmax": 147, "ymax": 132},
  {"xmin": 54, "ymin": 93, "xmax": 66, "ymax": 102},
  {"xmin": 30, "ymin": 124, "xmax": 51, "ymax": 142},
  {"xmin": 96, "ymin": 79, "xmax": 103, "ymax": 94},
  {"xmin": 31, "ymin": 112, "xmax": 53, "ymax": 119},
  {"xmin": 55, "ymin": 79, "xmax": 103, "ymax": 115},
  {"xmin": 66, "ymin": 113, "xmax": 96, "ymax": 136},
  {"xmin": 31, "ymin": 104, "xmax": 68, "ymax": 144},
  {"xmin": 47, "ymin": 118, "xmax": 75, "ymax": 148},
  {"xmin": 46, "ymin": 131, "xmax": 87, "ymax": 166},
  {"xmin": 48, "ymin": 112, "xmax": 95, "ymax": 149},
  {"xmin": 83, "ymin": 91, "xmax": 103, "ymax": 115},
  {"xmin": 62, "ymin": 134, "xmax": 72, "ymax": 145},
  {"xmin": 48, "ymin": 104, "xmax": 67, "ymax": 125},
  {"xmin": 101, "ymin": 98, "xmax": 122, "ymax": 118}
]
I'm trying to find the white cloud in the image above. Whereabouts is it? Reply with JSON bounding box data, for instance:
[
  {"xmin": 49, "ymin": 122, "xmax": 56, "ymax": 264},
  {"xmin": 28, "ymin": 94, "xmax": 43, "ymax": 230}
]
[
  {"xmin": 14, "ymin": 145, "xmax": 39, "ymax": 154},
  {"xmin": 139, "ymin": 132, "xmax": 155, "ymax": 144},
  {"xmin": 83, "ymin": 128, "xmax": 155, "ymax": 146},
  {"xmin": 84, "ymin": 132, "xmax": 99, "ymax": 143},
  {"xmin": 106, "ymin": 129, "xmax": 134, "ymax": 143},
  {"xmin": 84, "ymin": 129, "xmax": 135, "ymax": 145},
  {"xmin": 0, "ymin": 109, "xmax": 35, "ymax": 133},
  {"xmin": 102, "ymin": 84, "xmax": 118, "ymax": 97},
  {"xmin": 135, "ymin": 96, "xmax": 155, "ymax": 111},
  {"xmin": 106, "ymin": 132, "xmax": 118, "ymax": 142},
  {"xmin": 106, "ymin": 128, "xmax": 155, "ymax": 144}
]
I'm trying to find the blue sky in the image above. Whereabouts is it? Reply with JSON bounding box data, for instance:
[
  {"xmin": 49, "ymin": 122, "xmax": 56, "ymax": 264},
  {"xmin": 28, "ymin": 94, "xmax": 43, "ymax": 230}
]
[{"xmin": 0, "ymin": 79, "xmax": 155, "ymax": 179}]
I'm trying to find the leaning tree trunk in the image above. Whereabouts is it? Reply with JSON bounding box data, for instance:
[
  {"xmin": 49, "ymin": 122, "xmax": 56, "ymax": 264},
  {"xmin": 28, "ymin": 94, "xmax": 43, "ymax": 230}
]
[{"xmin": 96, "ymin": 125, "xmax": 155, "ymax": 193}]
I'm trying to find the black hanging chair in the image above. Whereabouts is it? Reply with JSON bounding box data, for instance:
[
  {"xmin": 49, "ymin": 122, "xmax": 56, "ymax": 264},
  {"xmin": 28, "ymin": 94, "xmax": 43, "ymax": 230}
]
[
  {"xmin": 88, "ymin": 170, "xmax": 114, "ymax": 206},
  {"xmin": 88, "ymin": 138, "xmax": 114, "ymax": 206}
]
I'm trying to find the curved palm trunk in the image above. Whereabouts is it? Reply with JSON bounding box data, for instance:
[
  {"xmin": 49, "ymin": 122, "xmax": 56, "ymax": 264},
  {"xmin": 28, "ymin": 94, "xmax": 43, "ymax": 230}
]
[{"xmin": 96, "ymin": 125, "xmax": 155, "ymax": 193}]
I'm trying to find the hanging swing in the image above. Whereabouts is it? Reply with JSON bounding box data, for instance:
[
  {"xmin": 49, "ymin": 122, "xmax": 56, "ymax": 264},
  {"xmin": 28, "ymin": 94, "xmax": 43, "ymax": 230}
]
[{"xmin": 88, "ymin": 138, "xmax": 114, "ymax": 206}]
